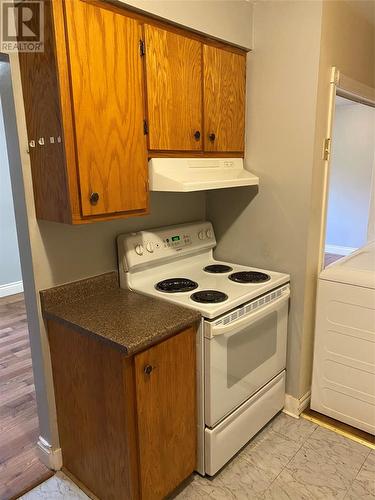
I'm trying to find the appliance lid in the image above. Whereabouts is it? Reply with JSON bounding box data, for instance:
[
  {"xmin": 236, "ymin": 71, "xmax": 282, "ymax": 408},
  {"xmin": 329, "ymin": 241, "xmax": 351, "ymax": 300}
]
[
  {"xmin": 148, "ymin": 158, "xmax": 259, "ymax": 192},
  {"xmin": 320, "ymin": 241, "xmax": 375, "ymax": 289}
]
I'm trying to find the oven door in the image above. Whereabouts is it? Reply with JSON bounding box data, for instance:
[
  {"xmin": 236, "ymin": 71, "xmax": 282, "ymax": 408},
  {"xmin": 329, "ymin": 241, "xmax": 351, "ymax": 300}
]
[{"xmin": 205, "ymin": 286, "xmax": 290, "ymax": 428}]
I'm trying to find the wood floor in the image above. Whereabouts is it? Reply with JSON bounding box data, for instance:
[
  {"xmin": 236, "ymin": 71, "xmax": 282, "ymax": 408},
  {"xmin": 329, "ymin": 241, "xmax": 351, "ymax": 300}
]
[
  {"xmin": 0, "ymin": 293, "xmax": 53, "ymax": 500},
  {"xmin": 324, "ymin": 252, "xmax": 343, "ymax": 267}
]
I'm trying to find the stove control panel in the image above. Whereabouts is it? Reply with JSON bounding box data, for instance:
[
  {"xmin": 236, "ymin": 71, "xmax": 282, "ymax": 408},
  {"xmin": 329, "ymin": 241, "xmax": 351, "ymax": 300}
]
[
  {"xmin": 163, "ymin": 232, "xmax": 191, "ymax": 249},
  {"xmin": 118, "ymin": 221, "xmax": 216, "ymax": 271}
]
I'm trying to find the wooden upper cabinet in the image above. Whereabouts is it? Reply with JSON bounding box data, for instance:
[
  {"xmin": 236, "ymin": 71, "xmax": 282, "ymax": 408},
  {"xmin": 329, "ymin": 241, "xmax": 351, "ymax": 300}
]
[
  {"xmin": 18, "ymin": 0, "xmax": 149, "ymax": 223},
  {"xmin": 144, "ymin": 25, "xmax": 203, "ymax": 151},
  {"xmin": 203, "ymin": 45, "xmax": 246, "ymax": 152},
  {"xmin": 64, "ymin": 1, "xmax": 148, "ymax": 216},
  {"xmin": 18, "ymin": 0, "xmax": 247, "ymax": 224}
]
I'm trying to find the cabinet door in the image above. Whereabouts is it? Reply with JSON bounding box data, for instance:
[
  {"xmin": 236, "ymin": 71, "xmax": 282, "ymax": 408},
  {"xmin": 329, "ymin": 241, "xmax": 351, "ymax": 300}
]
[
  {"xmin": 135, "ymin": 328, "xmax": 196, "ymax": 500},
  {"xmin": 144, "ymin": 25, "xmax": 202, "ymax": 151},
  {"xmin": 64, "ymin": 1, "xmax": 148, "ymax": 216},
  {"xmin": 203, "ymin": 45, "xmax": 246, "ymax": 152}
]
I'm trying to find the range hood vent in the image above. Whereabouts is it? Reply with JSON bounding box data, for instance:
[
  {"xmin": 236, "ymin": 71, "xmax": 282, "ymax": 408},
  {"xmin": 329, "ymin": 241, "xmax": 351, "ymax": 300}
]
[{"xmin": 148, "ymin": 158, "xmax": 259, "ymax": 192}]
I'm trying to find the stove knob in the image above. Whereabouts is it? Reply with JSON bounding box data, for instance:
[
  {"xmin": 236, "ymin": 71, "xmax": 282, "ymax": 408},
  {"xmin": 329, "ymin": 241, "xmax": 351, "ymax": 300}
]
[
  {"xmin": 135, "ymin": 244, "xmax": 144, "ymax": 256},
  {"xmin": 206, "ymin": 229, "xmax": 213, "ymax": 239},
  {"xmin": 146, "ymin": 242, "xmax": 154, "ymax": 253},
  {"xmin": 198, "ymin": 231, "xmax": 206, "ymax": 240}
]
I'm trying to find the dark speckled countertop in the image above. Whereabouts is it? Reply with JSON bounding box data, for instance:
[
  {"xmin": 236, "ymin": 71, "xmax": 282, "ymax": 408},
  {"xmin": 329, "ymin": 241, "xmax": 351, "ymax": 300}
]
[{"xmin": 40, "ymin": 272, "xmax": 201, "ymax": 356}]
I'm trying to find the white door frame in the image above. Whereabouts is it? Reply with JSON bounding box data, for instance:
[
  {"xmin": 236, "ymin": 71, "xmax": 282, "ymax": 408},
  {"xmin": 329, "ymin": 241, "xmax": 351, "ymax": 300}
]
[{"xmin": 317, "ymin": 67, "xmax": 375, "ymax": 271}]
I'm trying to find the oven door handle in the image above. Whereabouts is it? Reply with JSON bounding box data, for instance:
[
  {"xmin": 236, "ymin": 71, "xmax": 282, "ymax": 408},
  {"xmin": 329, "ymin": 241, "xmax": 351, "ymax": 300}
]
[{"xmin": 211, "ymin": 289, "xmax": 290, "ymax": 337}]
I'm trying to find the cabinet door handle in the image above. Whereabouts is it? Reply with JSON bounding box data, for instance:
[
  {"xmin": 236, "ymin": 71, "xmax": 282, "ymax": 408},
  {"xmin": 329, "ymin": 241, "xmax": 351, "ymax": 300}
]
[
  {"xmin": 144, "ymin": 364, "xmax": 153, "ymax": 375},
  {"xmin": 194, "ymin": 130, "xmax": 201, "ymax": 141},
  {"xmin": 209, "ymin": 133, "xmax": 216, "ymax": 142},
  {"xmin": 89, "ymin": 192, "xmax": 99, "ymax": 205}
]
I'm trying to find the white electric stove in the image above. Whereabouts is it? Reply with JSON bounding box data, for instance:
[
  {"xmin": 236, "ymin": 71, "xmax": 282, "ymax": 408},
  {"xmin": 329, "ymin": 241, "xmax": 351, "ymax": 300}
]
[{"xmin": 118, "ymin": 221, "xmax": 290, "ymax": 476}]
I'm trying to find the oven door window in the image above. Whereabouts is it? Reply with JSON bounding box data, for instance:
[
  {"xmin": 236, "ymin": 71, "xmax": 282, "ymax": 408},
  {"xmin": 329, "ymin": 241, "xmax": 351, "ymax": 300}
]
[{"xmin": 227, "ymin": 312, "xmax": 277, "ymax": 388}]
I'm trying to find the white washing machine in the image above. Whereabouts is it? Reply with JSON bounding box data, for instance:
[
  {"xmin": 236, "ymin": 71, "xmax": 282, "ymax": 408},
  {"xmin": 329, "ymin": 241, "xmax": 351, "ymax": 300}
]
[{"xmin": 311, "ymin": 242, "xmax": 375, "ymax": 435}]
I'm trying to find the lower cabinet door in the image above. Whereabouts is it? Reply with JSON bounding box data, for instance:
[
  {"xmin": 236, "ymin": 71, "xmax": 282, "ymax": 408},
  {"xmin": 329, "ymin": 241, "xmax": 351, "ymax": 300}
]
[{"xmin": 134, "ymin": 327, "xmax": 197, "ymax": 500}]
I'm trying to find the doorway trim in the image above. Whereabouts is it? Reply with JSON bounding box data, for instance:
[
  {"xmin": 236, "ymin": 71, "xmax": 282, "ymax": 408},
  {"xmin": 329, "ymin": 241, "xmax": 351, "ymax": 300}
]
[
  {"xmin": 337, "ymin": 73, "xmax": 375, "ymax": 108},
  {"xmin": 317, "ymin": 67, "xmax": 375, "ymax": 271}
]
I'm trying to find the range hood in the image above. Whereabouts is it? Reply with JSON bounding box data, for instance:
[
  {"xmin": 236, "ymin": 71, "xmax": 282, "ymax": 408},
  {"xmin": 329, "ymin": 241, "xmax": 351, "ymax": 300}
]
[{"xmin": 148, "ymin": 158, "xmax": 259, "ymax": 192}]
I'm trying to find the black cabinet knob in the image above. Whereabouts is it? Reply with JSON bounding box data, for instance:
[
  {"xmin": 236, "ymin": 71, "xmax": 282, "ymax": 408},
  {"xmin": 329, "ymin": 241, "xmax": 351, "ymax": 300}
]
[
  {"xmin": 89, "ymin": 192, "xmax": 99, "ymax": 205},
  {"xmin": 144, "ymin": 364, "xmax": 153, "ymax": 375},
  {"xmin": 209, "ymin": 133, "xmax": 216, "ymax": 142},
  {"xmin": 194, "ymin": 130, "xmax": 201, "ymax": 141}
]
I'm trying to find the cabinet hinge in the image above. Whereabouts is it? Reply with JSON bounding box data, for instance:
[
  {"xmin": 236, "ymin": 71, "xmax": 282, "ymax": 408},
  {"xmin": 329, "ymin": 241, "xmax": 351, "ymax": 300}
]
[
  {"xmin": 323, "ymin": 137, "xmax": 331, "ymax": 161},
  {"xmin": 139, "ymin": 39, "xmax": 145, "ymax": 57},
  {"xmin": 143, "ymin": 119, "xmax": 149, "ymax": 135}
]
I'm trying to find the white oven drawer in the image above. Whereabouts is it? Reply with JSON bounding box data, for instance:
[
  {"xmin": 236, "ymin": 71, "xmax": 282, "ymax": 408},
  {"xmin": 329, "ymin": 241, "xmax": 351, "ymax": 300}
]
[
  {"xmin": 205, "ymin": 371, "xmax": 285, "ymax": 476},
  {"xmin": 205, "ymin": 286, "xmax": 289, "ymax": 427}
]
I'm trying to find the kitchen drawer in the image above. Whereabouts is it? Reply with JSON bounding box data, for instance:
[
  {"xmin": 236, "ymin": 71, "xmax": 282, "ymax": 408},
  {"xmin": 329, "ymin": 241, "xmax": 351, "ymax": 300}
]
[{"xmin": 205, "ymin": 371, "xmax": 285, "ymax": 476}]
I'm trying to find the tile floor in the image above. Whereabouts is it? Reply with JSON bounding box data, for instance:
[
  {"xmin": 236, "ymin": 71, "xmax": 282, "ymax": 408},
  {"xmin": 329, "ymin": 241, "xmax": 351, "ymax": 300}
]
[
  {"xmin": 19, "ymin": 413, "xmax": 375, "ymax": 500},
  {"xmin": 18, "ymin": 472, "xmax": 89, "ymax": 500}
]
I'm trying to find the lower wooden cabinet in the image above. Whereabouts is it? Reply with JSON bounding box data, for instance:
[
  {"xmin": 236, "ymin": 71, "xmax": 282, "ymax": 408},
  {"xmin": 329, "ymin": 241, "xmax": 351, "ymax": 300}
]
[
  {"xmin": 48, "ymin": 321, "xmax": 197, "ymax": 500},
  {"xmin": 135, "ymin": 330, "xmax": 197, "ymax": 499}
]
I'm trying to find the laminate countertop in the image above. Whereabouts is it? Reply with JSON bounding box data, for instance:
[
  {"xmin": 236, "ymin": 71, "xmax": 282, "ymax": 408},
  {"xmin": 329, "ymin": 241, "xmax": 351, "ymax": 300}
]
[{"xmin": 40, "ymin": 272, "xmax": 201, "ymax": 356}]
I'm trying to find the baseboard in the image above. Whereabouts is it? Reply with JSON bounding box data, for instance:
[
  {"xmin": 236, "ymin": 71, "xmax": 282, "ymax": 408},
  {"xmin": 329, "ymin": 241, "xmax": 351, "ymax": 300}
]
[
  {"xmin": 283, "ymin": 390, "xmax": 311, "ymax": 419},
  {"xmin": 325, "ymin": 244, "xmax": 357, "ymax": 256},
  {"xmin": 0, "ymin": 280, "xmax": 23, "ymax": 298},
  {"xmin": 37, "ymin": 436, "xmax": 62, "ymax": 471}
]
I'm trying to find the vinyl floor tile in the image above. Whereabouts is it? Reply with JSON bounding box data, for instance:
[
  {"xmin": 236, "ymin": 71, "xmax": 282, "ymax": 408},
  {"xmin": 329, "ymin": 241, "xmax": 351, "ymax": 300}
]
[
  {"xmin": 268, "ymin": 412, "xmax": 317, "ymax": 444},
  {"xmin": 19, "ymin": 472, "xmax": 90, "ymax": 500},
  {"xmin": 173, "ymin": 473, "xmax": 237, "ymax": 499},
  {"xmin": 345, "ymin": 480, "xmax": 375, "ymax": 500},
  {"xmin": 305, "ymin": 425, "xmax": 370, "ymax": 482},
  {"xmin": 351, "ymin": 451, "xmax": 375, "ymax": 497},
  {"xmin": 20, "ymin": 413, "xmax": 374, "ymax": 500},
  {"xmin": 259, "ymin": 467, "xmax": 347, "ymax": 500}
]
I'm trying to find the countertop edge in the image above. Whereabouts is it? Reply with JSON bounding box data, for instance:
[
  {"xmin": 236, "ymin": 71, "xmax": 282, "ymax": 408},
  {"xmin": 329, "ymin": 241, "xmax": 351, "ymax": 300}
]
[
  {"xmin": 43, "ymin": 309, "xmax": 201, "ymax": 357},
  {"xmin": 43, "ymin": 311, "xmax": 130, "ymax": 355}
]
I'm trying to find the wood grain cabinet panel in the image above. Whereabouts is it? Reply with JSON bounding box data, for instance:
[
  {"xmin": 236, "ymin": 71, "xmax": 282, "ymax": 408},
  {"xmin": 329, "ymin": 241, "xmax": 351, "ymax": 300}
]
[
  {"xmin": 203, "ymin": 45, "xmax": 246, "ymax": 152},
  {"xmin": 64, "ymin": 1, "xmax": 148, "ymax": 216},
  {"xmin": 18, "ymin": 0, "xmax": 72, "ymax": 223},
  {"xmin": 144, "ymin": 25, "xmax": 203, "ymax": 151},
  {"xmin": 135, "ymin": 327, "xmax": 197, "ymax": 499},
  {"xmin": 18, "ymin": 0, "xmax": 248, "ymax": 223},
  {"xmin": 18, "ymin": 0, "xmax": 149, "ymax": 223},
  {"xmin": 48, "ymin": 321, "xmax": 140, "ymax": 500},
  {"xmin": 47, "ymin": 320, "xmax": 197, "ymax": 500}
]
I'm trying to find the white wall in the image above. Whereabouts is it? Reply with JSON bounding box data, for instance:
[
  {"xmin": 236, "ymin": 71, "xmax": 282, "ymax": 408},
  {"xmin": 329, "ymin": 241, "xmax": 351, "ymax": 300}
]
[
  {"xmin": 326, "ymin": 98, "xmax": 375, "ymax": 250},
  {"xmin": 35, "ymin": 194, "xmax": 205, "ymax": 290},
  {"xmin": 122, "ymin": 0, "xmax": 253, "ymax": 49},
  {"xmin": 0, "ymin": 91, "xmax": 22, "ymax": 293},
  {"xmin": 207, "ymin": 0, "xmax": 323, "ymax": 399},
  {"xmin": 368, "ymin": 164, "xmax": 375, "ymax": 242}
]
